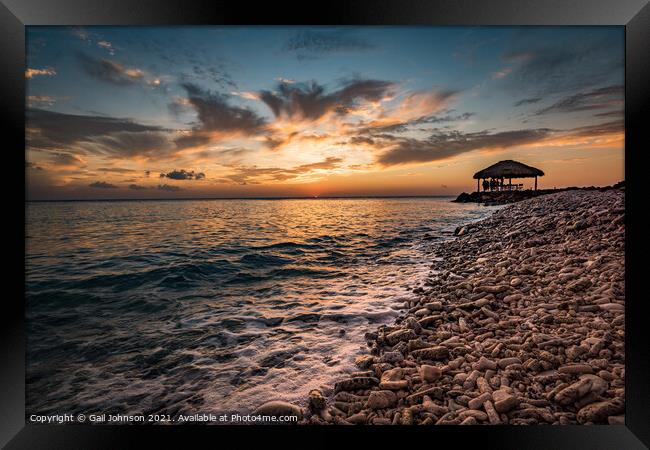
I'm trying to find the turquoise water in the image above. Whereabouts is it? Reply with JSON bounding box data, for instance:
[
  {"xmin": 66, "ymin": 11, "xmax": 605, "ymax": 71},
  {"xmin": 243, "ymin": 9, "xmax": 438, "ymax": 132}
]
[{"xmin": 26, "ymin": 197, "xmax": 496, "ymax": 418}]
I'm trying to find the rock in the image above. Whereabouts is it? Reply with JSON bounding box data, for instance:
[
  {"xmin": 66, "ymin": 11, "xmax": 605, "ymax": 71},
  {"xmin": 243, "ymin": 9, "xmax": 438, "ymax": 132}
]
[
  {"xmin": 354, "ymin": 355, "xmax": 374, "ymax": 369},
  {"xmin": 308, "ymin": 390, "xmax": 326, "ymax": 412},
  {"xmin": 380, "ymin": 351, "xmax": 404, "ymax": 364},
  {"xmin": 510, "ymin": 277, "xmax": 522, "ymax": 287},
  {"xmin": 381, "ymin": 367, "xmax": 404, "ymax": 382},
  {"xmin": 558, "ymin": 364, "xmax": 593, "ymax": 375},
  {"xmin": 492, "ymin": 389, "xmax": 519, "ymax": 413},
  {"xmin": 577, "ymin": 399, "xmax": 624, "ymax": 424},
  {"xmin": 346, "ymin": 412, "xmax": 367, "ymax": 424},
  {"xmin": 419, "ymin": 365, "xmax": 442, "ymax": 382},
  {"xmin": 379, "ymin": 380, "xmax": 409, "ymax": 390},
  {"xmin": 476, "ymin": 356, "xmax": 498, "ymax": 371},
  {"xmin": 367, "ymin": 390, "xmax": 398, "ymax": 409},
  {"xmin": 385, "ymin": 329, "xmax": 417, "ymax": 345},
  {"xmin": 468, "ymin": 393, "xmax": 492, "ymax": 410},
  {"xmin": 254, "ymin": 401, "xmax": 303, "ymax": 420},
  {"xmin": 411, "ymin": 346, "xmax": 449, "ymax": 361},
  {"xmin": 334, "ymin": 377, "xmax": 379, "ymax": 393}
]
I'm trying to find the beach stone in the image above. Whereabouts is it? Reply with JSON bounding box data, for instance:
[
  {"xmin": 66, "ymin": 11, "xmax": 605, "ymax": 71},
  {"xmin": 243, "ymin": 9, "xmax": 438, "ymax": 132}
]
[
  {"xmin": 419, "ymin": 365, "xmax": 442, "ymax": 382},
  {"xmin": 354, "ymin": 355, "xmax": 374, "ymax": 369},
  {"xmin": 308, "ymin": 390, "xmax": 326, "ymax": 412},
  {"xmin": 347, "ymin": 412, "xmax": 367, "ymax": 424},
  {"xmin": 492, "ymin": 389, "xmax": 519, "ymax": 413},
  {"xmin": 380, "ymin": 351, "xmax": 404, "ymax": 364},
  {"xmin": 577, "ymin": 399, "xmax": 624, "ymax": 424},
  {"xmin": 381, "ymin": 367, "xmax": 404, "ymax": 382},
  {"xmin": 334, "ymin": 377, "xmax": 378, "ymax": 393},
  {"xmin": 379, "ymin": 380, "xmax": 409, "ymax": 390},
  {"xmin": 558, "ymin": 364, "xmax": 593, "ymax": 375},
  {"xmin": 367, "ymin": 390, "xmax": 397, "ymax": 410},
  {"xmin": 411, "ymin": 346, "xmax": 449, "ymax": 361},
  {"xmin": 386, "ymin": 329, "xmax": 417, "ymax": 345}
]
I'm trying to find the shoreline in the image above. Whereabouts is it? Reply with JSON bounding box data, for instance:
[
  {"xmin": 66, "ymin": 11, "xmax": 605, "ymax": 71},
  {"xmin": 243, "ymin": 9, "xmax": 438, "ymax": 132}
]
[{"xmin": 257, "ymin": 188, "xmax": 625, "ymax": 425}]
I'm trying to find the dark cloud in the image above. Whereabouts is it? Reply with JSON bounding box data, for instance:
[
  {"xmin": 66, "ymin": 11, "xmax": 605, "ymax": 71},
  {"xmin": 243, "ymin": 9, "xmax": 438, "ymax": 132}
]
[
  {"xmin": 159, "ymin": 169, "xmax": 206, "ymax": 180},
  {"xmin": 97, "ymin": 167, "xmax": 137, "ymax": 173},
  {"xmin": 50, "ymin": 152, "xmax": 85, "ymax": 167},
  {"xmin": 157, "ymin": 184, "xmax": 182, "ymax": 192},
  {"xmin": 501, "ymin": 32, "xmax": 623, "ymax": 96},
  {"xmin": 89, "ymin": 131, "xmax": 171, "ymax": 158},
  {"xmin": 223, "ymin": 157, "xmax": 343, "ymax": 185},
  {"xmin": 27, "ymin": 108, "xmax": 167, "ymax": 153},
  {"xmin": 174, "ymin": 83, "xmax": 267, "ymax": 149},
  {"xmin": 534, "ymin": 85, "xmax": 623, "ymax": 115},
  {"xmin": 375, "ymin": 118, "xmax": 623, "ymax": 167},
  {"xmin": 77, "ymin": 52, "xmax": 144, "ymax": 86},
  {"xmin": 514, "ymin": 97, "xmax": 542, "ymax": 107},
  {"xmin": 376, "ymin": 128, "xmax": 553, "ymax": 166},
  {"xmin": 89, "ymin": 181, "xmax": 118, "ymax": 189},
  {"xmin": 566, "ymin": 120, "xmax": 623, "ymax": 138},
  {"xmin": 285, "ymin": 30, "xmax": 374, "ymax": 60},
  {"xmin": 259, "ymin": 79, "xmax": 394, "ymax": 122},
  {"xmin": 173, "ymin": 133, "xmax": 211, "ymax": 149},
  {"xmin": 128, "ymin": 184, "xmax": 149, "ymax": 190},
  {"xmin": 26, "ymin": 161, "xmax": 44, "ymax": 171},
  {"xmin": 183, "ymin": 83, "xmax": 267, "ymax": 133},
  {"xmin": 361, "ymin": 110, "xmax": 472, "ymax": 134}
]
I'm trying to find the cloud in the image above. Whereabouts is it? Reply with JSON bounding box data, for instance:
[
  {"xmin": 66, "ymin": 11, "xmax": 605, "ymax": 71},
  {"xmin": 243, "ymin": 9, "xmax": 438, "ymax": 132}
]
[
  {"xmin": 89, "ymin": 181, "xmax": 118, "ymax": 189},
  {"xmin": 26, "ymin": 108, "xmax": 170, "ymax": 158},
  {"xmin": 534, "ymin": 85, "xmax": 623, "ymax": 115},
  {"xmin": 374, "ymin": 118, "xmax": 623, "ymax": 167},
  {"xmin": 159, "ymin": 169, "xmax": 206, "ymax": 180},
  {"xmin": 376, "ymin": 128, "xmax": 552, "ymax": 166},
  {"xmin": 500, "ymin": 33, "xmax": 623, "ymax": 96},
  {"xmin": 514, "ymin": 97, "xmax": 542, "ymax": 107},
  {"xmin": 97, "ymin": 40, "xmax": 115, "ymax": 55},
  {"xmin": 77, "ymin": 52, "xmax": 145, "ymax": 85},
  {"xmin": 128, "ymin": 184, "xmax": 149, "ymax": 190},
  {"xmin": 157, "ymin": 184, "xmax": 182, "ymax": 192},
  {"xmin": 284, "ymin": 30, "xmax": 374, "ymax": 60},
  {"xmin": 88, "ymin": 131, "xmax": 172, "ymax": 158},
  {"xmin": 492, "ymin": 67, "xmax": 512, "ymax": 79},
  {"xmin": 97, "ymin": 167, "xmax": 137, "ymax": 174},
  {"xmin": 222, "ymin": 157, "xmax": 343, "ymax": 184},
  {"xmin": 183, "ymin": 82, "xmax": 266, "ymax": 131},
  {"xmin": 25, "ymin": 68, "xmax": 56, "ymax": 79},
  {"xmin": 259, "ymin": 79, "xmax": 395, "ymax": 122},
  {"xmin": 172, "ymin": 83, "xmax": 268, "ymax": 149},
  {"xmin": 49, "ymin": 152, "xmax": 86, "ymax": 168},
  {"xmin": 27, "ymin": 95, "xmax": 58, "ymax": 107}
]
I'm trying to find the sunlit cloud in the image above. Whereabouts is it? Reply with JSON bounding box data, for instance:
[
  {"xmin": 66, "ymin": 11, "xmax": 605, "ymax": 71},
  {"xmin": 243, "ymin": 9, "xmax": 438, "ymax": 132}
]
[{"xmin": 25, "ymin": 68, "xmax": 56, "ymax": 79}]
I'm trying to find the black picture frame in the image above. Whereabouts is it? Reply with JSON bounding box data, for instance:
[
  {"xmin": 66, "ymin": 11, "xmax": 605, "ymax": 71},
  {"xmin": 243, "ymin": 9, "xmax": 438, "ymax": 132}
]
[{"xmin": 2, "ymin": 0, "xmax": 649, "ymax": 448}]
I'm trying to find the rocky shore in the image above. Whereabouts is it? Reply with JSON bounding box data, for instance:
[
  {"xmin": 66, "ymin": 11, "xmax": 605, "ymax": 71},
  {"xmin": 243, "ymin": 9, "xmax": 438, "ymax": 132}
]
[
  {"xmin": 453, "ymin": 181, "xmax": 625, "ymax": 205},
  {"xmin": 257, "ymin": 189, "xmax": 625, "ymax": 425}
]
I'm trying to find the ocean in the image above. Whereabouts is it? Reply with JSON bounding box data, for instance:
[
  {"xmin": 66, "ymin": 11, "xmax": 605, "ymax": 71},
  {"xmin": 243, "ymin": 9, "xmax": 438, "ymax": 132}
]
[{"xmin": 25, "ymin": 197, "xmax": 497, "ymax": 419}]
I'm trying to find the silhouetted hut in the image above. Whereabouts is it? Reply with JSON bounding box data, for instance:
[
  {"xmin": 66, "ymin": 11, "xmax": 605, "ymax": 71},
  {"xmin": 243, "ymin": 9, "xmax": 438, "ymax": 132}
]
[{"xmin": 473, "ymin": 160, "xmax": 544, "ymax": 192}]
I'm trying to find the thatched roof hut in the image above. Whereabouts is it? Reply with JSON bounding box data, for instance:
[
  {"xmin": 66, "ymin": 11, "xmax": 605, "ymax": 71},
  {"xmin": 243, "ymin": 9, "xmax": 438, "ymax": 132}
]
[{"xmin": 473, "ymin": 160, "xmax": 544, "ymax": 191}]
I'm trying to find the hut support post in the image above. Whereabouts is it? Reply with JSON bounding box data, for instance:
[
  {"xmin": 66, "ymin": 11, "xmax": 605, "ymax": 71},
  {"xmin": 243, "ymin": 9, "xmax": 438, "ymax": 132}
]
[
  {"xmin": 534, "ymin": 176, "xmax": 537, "ymax": 191},
  {"xmin": 477, "ymin": 178, "xmax": 480, "ymax": 193}
]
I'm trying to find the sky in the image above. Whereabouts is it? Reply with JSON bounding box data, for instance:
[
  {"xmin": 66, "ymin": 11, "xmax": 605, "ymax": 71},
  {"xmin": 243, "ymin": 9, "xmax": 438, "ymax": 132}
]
[{"xmin": 25, "ymin": 26, "xmax": 624, "ymax": 199}]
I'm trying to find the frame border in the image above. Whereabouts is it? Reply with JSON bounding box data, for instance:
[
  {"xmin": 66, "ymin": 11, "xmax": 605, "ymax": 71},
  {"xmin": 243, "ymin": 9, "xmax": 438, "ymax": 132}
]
[{"xmin": 2, "ymin": 0, "xmax": 649, "ymax": 448}]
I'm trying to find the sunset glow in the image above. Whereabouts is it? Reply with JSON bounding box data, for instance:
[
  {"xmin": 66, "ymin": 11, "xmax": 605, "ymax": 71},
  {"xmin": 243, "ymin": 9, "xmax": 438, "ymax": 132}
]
[{"xmin": 26, "ymin": 26, "xmax": 624, "ymax": 199}]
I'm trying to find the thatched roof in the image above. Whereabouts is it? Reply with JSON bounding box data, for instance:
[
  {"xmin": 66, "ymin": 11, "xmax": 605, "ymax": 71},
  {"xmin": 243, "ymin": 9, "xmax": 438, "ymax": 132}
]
[{"xmin": 473, "ymin": 160, "xmax": 544, "ymax": 179}]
